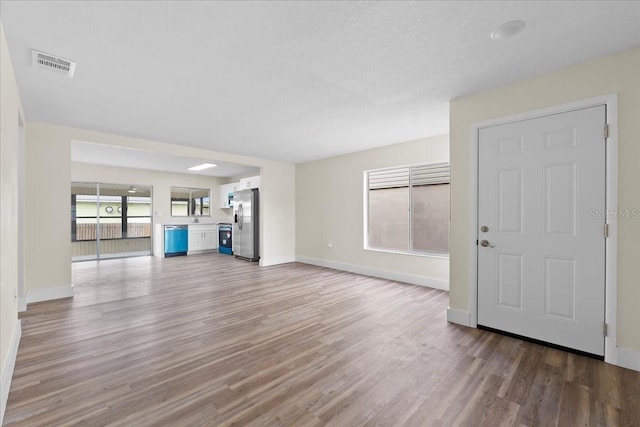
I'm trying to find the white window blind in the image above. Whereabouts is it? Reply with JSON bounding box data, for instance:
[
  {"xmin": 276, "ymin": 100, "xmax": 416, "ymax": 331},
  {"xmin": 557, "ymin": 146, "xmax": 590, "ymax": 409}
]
[
  {"xmin": 366, "ymin": 162, "xmax": 450, "ymax": 255},
  {"xmin": 368, "ymin": 167, "xmax": 410, "ymax": 189},
  {"xmin": 410, "ymin": 162, "xmax": 450, "ymax": 186},
  {"xmin": 367, "ymin": 162, "xmax": 450, "ymax": 189}
]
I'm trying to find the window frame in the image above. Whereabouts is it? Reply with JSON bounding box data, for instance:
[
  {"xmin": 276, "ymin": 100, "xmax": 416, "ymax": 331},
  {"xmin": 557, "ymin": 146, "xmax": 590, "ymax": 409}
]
[
  {"xmin": 170, "ymin": 187, "xmax": 211, "ymax": 217},
  {"xmin": 363, "ymin": 161, "xmax": 450, "ymax": 258}
]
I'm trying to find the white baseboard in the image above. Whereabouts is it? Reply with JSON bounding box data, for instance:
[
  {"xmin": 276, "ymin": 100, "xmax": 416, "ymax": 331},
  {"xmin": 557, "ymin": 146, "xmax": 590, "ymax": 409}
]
[
  {"xmin": 447, "ymin": 307, "xmax": 471, "ymax": 326},
  {"xmin": 296, "ymin": 256, "xmax": 449, "ymax": 291},
  {"xmin": 261, "ymin": 256, "xmax": 296, "ymax": 267},
  {"xmin": 617, "ymin": 346, "xmax": 640, "ymax": 372},
  {"xmin": 26, "ymin": 285, "xmax": 74, "ymax": 304},
  {"xmin": 1, "ymin": 320, "xmax": 21, "ymax": 425}
]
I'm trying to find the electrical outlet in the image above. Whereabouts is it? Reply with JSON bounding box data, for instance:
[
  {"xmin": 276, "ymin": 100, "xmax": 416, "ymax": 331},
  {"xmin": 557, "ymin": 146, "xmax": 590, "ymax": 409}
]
[{"xmin": 328, "ymin": 243, "xmax": 333, "ymax": 250}]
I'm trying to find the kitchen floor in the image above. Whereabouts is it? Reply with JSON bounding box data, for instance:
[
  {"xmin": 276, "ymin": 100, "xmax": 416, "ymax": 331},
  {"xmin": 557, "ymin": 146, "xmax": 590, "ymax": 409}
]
[{"xmin": 5, "ymin": 254, "xmax": 640, "ymax": 426}]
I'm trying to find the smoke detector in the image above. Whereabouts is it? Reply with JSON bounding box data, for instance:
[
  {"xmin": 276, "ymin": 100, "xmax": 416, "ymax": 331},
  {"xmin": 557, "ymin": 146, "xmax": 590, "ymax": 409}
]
[
  {"xmin": 490, "ymin": 20, "xmax": 526, "ymax": 40},
  {"xmin": 32, "ymin": 49, "xmax": 76, "ymax": 77}
]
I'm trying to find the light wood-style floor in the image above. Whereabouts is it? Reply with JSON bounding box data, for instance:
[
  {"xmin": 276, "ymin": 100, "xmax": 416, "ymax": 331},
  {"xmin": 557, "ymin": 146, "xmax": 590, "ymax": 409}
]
[{"xmin": 5, "ymin": 254, "xmax": 640, "ymax": 426}]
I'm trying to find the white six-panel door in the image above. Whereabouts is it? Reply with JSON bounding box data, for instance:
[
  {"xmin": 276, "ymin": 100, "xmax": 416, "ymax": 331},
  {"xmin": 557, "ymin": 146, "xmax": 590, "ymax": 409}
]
[{"xmin": 477, "ymin": 105, "xmax": 606, "ymax": 356}]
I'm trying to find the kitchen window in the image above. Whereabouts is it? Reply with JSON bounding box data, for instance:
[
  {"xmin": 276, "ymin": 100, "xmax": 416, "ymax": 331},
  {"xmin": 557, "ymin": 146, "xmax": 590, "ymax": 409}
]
[
  {"xmin": 365, "ymin": 162, "xmax": 450, "ymax": 255},
  {"xmin": 170, "ymin": 187, "xmax": 210, "ymax": 217}
]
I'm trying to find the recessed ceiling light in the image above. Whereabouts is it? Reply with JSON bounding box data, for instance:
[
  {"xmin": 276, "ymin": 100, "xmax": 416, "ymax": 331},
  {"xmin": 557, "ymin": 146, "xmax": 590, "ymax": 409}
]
[
  {"xmin": 490, "ymin": 20, "xmax": 526, "ymax": 40},
  {"xmin": 188, "ymin": 163, "xmax": 217, "ymax": 171}
]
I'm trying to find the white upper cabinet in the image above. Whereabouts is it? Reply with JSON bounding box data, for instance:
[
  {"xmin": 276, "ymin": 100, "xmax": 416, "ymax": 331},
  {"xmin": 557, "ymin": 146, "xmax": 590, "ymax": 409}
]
[
  {"xmin": 219, "ymin": 177, "xmax": 259, "ymax": 208},
  {"xmin": 219, "ymin": 182, "xmax": 239, "ymax": 208},
  {"xmin": 239, "ymin": 175, "xmax": 260, "ymax": 190},
  {"xmin": 219, "ymin": 183, "xmax": 230, "ymax": 208}
]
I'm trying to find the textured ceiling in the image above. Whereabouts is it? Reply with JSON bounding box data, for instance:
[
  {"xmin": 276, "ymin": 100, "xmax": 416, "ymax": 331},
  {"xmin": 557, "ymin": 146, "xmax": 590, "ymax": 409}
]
[{"xmin": 1, "ymin": 1, "xmax": 639, "ymax": 163}]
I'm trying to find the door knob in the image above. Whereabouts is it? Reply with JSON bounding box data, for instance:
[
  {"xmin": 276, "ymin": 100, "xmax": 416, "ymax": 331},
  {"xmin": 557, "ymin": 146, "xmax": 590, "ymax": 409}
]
[{"xmin": 480, "ymin": 239, "xmax": 495, "ymax": 248}]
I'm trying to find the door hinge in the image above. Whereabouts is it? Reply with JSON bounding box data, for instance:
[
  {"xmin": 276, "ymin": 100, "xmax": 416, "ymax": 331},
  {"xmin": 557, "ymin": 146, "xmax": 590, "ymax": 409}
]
[
  {"xmin": 604, "ymin": 124, "xmax": 609, "ymax": 139},
  {"xmin": 604, "ymin": 224, "xmax": 609, "ymax": 238},
  {"xmin": 603, "ymin": 323, "xmax": 608, "ymax": 336}
]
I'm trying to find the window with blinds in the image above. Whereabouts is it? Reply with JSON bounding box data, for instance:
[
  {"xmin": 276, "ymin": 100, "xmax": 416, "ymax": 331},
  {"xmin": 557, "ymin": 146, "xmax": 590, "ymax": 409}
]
[{"xmin": 366, "ymin": 162, "xmax": 450, "ymax": 255}]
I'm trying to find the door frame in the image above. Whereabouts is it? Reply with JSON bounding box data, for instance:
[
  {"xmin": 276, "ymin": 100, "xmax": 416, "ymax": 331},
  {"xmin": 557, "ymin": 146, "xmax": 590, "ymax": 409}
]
[{"xmin": 467, "ymin": 94, "xmax": 618, "ymax": 364}]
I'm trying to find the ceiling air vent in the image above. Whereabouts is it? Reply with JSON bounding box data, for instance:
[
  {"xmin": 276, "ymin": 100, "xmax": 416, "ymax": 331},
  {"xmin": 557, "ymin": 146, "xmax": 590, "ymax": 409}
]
[{"xmin": 32, "ymin": 49, "xmax": 76, "ymax": 77}]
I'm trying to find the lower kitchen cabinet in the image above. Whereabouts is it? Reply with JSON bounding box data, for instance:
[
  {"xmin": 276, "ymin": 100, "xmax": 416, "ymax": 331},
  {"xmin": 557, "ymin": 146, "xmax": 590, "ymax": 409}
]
[{"xmin": 188, "ymin": 224, "xmax": 218, "ymax": 253}]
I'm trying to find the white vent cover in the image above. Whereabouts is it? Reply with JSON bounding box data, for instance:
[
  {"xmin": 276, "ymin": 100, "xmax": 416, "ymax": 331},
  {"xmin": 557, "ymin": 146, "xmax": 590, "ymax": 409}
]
[{"xmin": 31, "ymin": 49, "xmax": 76, "ymax": 77}]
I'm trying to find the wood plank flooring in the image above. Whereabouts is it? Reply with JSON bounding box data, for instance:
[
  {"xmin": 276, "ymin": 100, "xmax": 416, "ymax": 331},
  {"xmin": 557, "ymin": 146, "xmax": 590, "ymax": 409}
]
[{"xmin": 4, "ymin": 254, "xmax": 640, "ymax": 426}]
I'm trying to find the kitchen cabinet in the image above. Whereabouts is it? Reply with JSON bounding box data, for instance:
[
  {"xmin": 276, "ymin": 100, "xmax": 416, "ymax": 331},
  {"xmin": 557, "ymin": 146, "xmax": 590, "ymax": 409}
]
[
  {"xmin": 219, "ymin": 178, "xmax": 258, "ymax": 209},
  {"xmin": 219, "ymin": 183, "xmax": 232, "ymax": 208},
  {"xmin": 239, "ymin": 175, "xmax": 260, "ymax": 190},
  {"xmin": 188, "ymin": 224, "xmax": 217, "ymax": 253},
  {"xmin": 219, "ymin": 182, "xmax": 240, "ymax": 208}
]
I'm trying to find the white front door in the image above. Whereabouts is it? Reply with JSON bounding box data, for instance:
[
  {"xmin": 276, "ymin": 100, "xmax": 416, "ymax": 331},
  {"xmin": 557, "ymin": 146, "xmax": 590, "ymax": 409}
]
[{"xmin": 477, "ymin": 105, "xmax": 606, "ymax": 356}]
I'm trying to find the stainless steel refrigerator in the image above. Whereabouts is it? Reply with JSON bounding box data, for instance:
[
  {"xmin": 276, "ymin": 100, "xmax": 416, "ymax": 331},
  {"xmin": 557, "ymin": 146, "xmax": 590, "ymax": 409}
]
[{"xmin": 233, "ymin": 188, "xmax": 259, "ymax": 261}]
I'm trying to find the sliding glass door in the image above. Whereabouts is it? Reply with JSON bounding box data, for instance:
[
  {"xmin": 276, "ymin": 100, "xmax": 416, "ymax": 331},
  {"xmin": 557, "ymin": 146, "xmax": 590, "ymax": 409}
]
[
  {"xmin": 71, "ymin": 182, "xmax": 153, "ymax": 261},
  {"xmin": 71, "ymin": 183, "xmax": 99, "ymax": 260}
]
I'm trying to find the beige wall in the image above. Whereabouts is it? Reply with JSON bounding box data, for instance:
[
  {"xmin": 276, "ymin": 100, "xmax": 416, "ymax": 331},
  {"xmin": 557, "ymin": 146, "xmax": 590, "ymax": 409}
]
[
  {"xmin": 449, "ymin": 48, "xmax": 640, "ymax": 351},
  {"xmin": 25, "ymin": 124, "xmax": 73, "ymax": 299},
  {"xmin": 296, "ymin": 135, "xmax": 449, "ymax": 287},
  {"xmin": 0, "ymin": 21, "xmax": 25, "ymax": 420}
]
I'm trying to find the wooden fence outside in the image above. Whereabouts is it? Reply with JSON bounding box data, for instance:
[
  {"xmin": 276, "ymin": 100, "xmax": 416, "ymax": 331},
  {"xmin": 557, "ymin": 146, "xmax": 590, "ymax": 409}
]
[{"xmin": 75, "ymin": 223, "xmax": 151, "ymax": 240}]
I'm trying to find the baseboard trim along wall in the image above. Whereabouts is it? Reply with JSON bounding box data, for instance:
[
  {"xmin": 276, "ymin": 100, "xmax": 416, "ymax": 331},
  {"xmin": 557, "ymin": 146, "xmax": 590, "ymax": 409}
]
[
  {"xmin": 296, "ymin": 256, "xmax": 449, "ymax": 291},
  {"xmin": 26, "ymin": 285, "xmax": 74, "ymax": 304},
  {"xmin": 617, "ymin": 347, "xmax": 640, "ymax": 372},
  {"xmin": 1, "ymin": 321, "xmax": 21, "ymax": 425},
  {"xmin": 446, "ymin": 308, "xmax": 471, "ymax": 326},
  {"xmin": 261, "ymin": 256, "xmax": 297, "ymax": 267}
]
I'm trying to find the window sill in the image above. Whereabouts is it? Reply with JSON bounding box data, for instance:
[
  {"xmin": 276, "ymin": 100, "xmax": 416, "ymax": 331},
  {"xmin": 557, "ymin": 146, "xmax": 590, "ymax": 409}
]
[{"xmin": 364, "ymin": 247, "xmax": 449, "ymax": 259}]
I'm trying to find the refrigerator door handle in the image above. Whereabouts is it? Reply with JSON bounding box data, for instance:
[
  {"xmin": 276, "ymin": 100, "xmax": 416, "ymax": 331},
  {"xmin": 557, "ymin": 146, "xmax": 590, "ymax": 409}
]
[{"xmin": 238, "ymin": 203, "xmax": 243, "ymax": 231}]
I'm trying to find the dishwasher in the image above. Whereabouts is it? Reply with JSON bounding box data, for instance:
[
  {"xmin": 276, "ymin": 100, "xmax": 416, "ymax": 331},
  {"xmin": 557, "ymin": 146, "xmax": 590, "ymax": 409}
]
[{"xmin": 164, "ymin": 225, "xmax": 188, "ymax": 257}]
